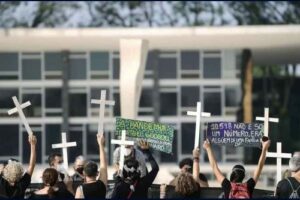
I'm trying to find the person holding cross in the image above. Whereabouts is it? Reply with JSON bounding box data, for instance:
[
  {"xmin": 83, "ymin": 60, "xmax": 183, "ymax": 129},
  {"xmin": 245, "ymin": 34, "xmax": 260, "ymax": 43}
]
[
  {"xmin": 0, "ymin": 135, "xmax": 37, "ymax": 198},
  {"xmin": 111, "ymin": 140, "xmax": 159, "ymax": 199},
  {"xmin": 74, "ymin": 134, "xmax": 108, "ymax": 198},
  {"xmin": 275, "ymin": 153, "xmax": 300, "ymax": 198},
  {"xmin": 203, "ymin": 137, "xmax": 270, "ymax": 199}
]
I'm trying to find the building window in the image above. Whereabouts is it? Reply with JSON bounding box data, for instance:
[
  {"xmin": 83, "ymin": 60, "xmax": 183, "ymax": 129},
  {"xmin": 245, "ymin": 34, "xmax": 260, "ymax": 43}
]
[
  {"xmin": 45, "ymin": 124, "xmax": 61, "ymax": 156},
  {"xmin": 113, "ymin": 91, "xmax": 120, "ymax": 117},
  {"xmin": 225, "ymin": 86, "xmax": 241, "ymax": 115},
  {"xmin": 69, "ymin": 125, "xmax": 84, "ymax": 163},
  {"xmin": 180, "ymin": 51, "xmax": 200, "ymax": 78},
  {"xmin": 22, "ymin": 59, "xmax": 42, "ymax": 80},
  {"xmin": 90, "ymin": 52, "xmax": 109, "ymax": 79},
  {"xmin": 0, "ymin": 89, "xmax": 19, "ymax": 117},
  {"xmin": 70, "ymin": 58, "xmax": 87, "ymax": 80},
  {"xmin": 0, "ymin": 53, "xmax": 18, "ymax": 80},
  {"xmin": 160, "ymin": 91, "xmax": 177, "ymax": 116},
  {"xmin": 139, "ymin": 88, "xmax": 154, "ymax": 116},
  {"xmin": 69, "ymin": 89, "xmax": 87, "ymax": 117},
  {"xmin": 112, "ymin": 57, "xmax": 120, "ymax": 80},
  {"xmin": 203, "ymin": 57, "xmax": 221, "ymax": 79},
  {"xmin": 181, "ymin": 123, "xmax": 196, "ymax": 154},
  {"xmin": 145, "ymin": 51, "xmax": 156, "ymax": 79},
  {"xmin": 22, "ymin": 88, "xmax": 42, "ymax": 117},
  {"xmin": 158, "ymin": 52, "xmax": 177, "ymax": 79},
  {"xmin": 45, "ymin": 88, "xmax": 62, "ymax": 116},
  {"xmin": 181, "ymin": 86, "xmax": 200, "ymax": 115},
  {"xmin": 45, "ymin": 52, "xmax": 63, "ymax": 79},
  {"xmin": 0, "ymin": 125, "xmax": 19, "ymax": 156},
  {"xmin": 203, "ymin": 90, "xmax": 222, "ymax": 116}
]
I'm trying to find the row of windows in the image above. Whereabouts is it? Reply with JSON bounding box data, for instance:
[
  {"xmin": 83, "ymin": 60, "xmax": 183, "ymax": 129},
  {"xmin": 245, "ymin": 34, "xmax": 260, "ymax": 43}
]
[
  {"xmin": 0, "ymin": 51, "xmax": 239, "ymax": 80},
  {"xmin": 0, "ymin": 123, "xmax": 241, "ymax": 164},
  {"xmin": 0, "ymin": 86, "xmax": 240, "ymax": 117}
]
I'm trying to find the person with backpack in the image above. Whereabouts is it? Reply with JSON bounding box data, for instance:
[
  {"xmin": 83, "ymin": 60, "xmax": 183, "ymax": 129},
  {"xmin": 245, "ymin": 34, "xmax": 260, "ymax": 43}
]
[
  {"xmin": 203, "ymin": 138, "xmax": 270, "ymax": 199},
  {"xmin": 275, "ymin": 154, "xmax": 300, "ymax": 198}
]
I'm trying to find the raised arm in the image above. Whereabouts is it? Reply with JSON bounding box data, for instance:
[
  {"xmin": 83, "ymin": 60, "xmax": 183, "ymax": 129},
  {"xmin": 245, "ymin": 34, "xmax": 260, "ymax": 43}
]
[
  {"xmin": 192, "ymin": 148, "xmax": 200, "ymax": 183},
  {"xmin": 253, "ymin": 139, "xmax": 270, "ymax": 183},
  {"xmin": 27, "ymin": 134, "xmax": 37, "ymax": 176},
  {"xmin": 203, "ymin": 139, "xmax": 225, "ymax": 184},
  {"xmin": 97, "ymin": 133, "xmax": 108, "ymax": 186}
]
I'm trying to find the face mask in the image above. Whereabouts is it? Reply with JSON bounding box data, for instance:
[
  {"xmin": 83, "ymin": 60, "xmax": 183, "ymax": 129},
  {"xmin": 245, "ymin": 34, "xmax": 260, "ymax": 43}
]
[
  {"xmin": 124, "ymin": 148, "xmax": 132, "ymax": 157},
  {"xmin": 56, "ymin": 164, "xmax": 67, "ymax": 174},
  {"xmin": 76, "ymin": 167, "xmax": 84, "ymax": 175}
]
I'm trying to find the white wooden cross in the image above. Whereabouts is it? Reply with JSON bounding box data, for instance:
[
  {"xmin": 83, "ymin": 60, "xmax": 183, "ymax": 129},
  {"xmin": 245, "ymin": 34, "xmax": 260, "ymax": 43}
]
[
  {"xmin": 7, "ymin": 96, "xmax": 33, "ymax": 136},
  {"xmin": 91, "ymin": 90, "xmax": 115, "ymax": 135},
  {"xmin": 255, "ymin": 107, "xmax": 279, "ymax": 137},
  {"xmin": 111, "ymin": 130, "xmax": 134, "ymax": 171},
  {"xmin": 266, "ymin": 142, "xmax": 292, "ymax": 184},
  {"xmin": 187, "ymin": 102, "xmax": 211, "ymax": 149},
  {"xmin": 52, "ymin": 132, "xmax": 77, "ymax": 171}
]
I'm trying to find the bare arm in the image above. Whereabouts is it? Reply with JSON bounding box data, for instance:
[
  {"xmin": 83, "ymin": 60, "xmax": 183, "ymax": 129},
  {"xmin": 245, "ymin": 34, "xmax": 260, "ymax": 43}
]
[
  {"xmin": 97, "ymin": 134, "xmax": 108, "ymax": 187},
  {"xmin": 203, "ymin": 140, "xmax": 225, "ymax": 184},
  {"xmin": 253, "ymin": 139, "xmax": 270, "ymax": 183},
  {"xmin": 27, "ymin": 135, "xmax": 37, "ymax": 176},
  {"xmin": 192, "ymin": 148, "xmax": 200, "ymax": 183},
  {"xmin": 75, "ymin": 186, "xmax": 83, "ymax": 199}
]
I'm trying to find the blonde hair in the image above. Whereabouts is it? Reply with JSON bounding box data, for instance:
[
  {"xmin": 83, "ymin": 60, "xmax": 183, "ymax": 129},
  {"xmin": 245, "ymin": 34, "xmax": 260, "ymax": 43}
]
[
  {"xmin": 3, "ymin": 161, "xmax": 24, "ymax": 183},
  {"xmin": 175, "ymin": 172, "xmax": 199, "ymax": 196}
]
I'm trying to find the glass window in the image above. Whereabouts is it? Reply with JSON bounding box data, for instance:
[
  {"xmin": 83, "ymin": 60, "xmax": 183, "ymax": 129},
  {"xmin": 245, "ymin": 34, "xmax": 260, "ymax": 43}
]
[
  {"xmin": 45, "ymin": 125, "xmax": 61, "ymax": 155},
  {"xmin": 23, "ymin": 129, "xmax": 42, "ymax": 163},
  {"xmin": 181, "ymin": 51, "xmax": 199, "ymax": 70},
  {"xmin": 22, "ymin": 59, "xmax": 41, "ymax": 80},
  {"xmin": 69, "ymin": 129, "xmax": 83, "ymax": 163},
  {"xmin": 90, "ymin": 52, "xmax": 109, "ymax": 71},
  {"xmin": 46, "ymin": 89, "xmax": 62, "ymax": 108},
  {"xmin": 203, "ymin": 57, "xmax": 221, "ymax": 78},
  {"xmin": 0, "ymin": 53, "xmax": 18, "ymax": 71},
  {"xmin": 181, "ymin": 86, "xmax": 200, "ymax": 107},
  {"xmin": 158, "ymin": 57, "xmax": 177, "ymax": 79},
  {"xmin": 225, "ymin": 86, "xmax": 240, "ymax": 107},
  {"xmin": 22, "ymin": 93, "xmax": 42, "ymax": 117},
  {"xmin": 181, "ymin": 123, "xmax": 196, "ymax": 154},
  {"xmin": 160, "ymin": 92, "xmax": 177, "ymax": 116},
  {"xmin": 70, "ymin": 59, "xmax": 86, "ymax": 80},
  {"xmin": 45, "ymin": 52, "xmax": 63, "ymax": 71},
  {"xmin": 204, "ymin": 92, "xmax": 221, "ymax": 115},
  {"xmin": 69, "ymin": 93, "xmax": 87, "ymax": 116},
  {"xmin": 146, "ymin": 51, "xmax": 155, "ymax": 71},
  {"xmin": 161, "ymin": 129, "xmax": 177, "ymax": 162},
  {"xmin": 0, "ymin": 125, "xmax": 19, "ymax": 156},
  {"xmin": 0, "ymin": 89, "xmax": 19, "ymax": 116},
  {"xmin": 113, "ymin": 92, "xmax": 120, "ymax": 116},
  {"xmin": 139, "ymin": 88, "xmax": 153, "ymax": 108},
  {"xmin": 87, "ymin": 125, "xmax": 98, "ymax": 155},
  {"xmin": 113, "ymin": 58, "xmax": 120, "ymax": 80}
]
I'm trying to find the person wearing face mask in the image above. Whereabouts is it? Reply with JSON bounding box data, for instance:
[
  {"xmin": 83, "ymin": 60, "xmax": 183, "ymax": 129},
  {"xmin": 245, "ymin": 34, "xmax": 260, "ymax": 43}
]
[
  {"xmin": 113, "ymin": 144, "xmax": 147, "ymax": 179},
  {"xmin": 48, "ymin": 153, "xmax": 74, "ymax": 196},
  {"xmin": 71, "ymin": 156, "xmax": 86, "ymax": 190}
]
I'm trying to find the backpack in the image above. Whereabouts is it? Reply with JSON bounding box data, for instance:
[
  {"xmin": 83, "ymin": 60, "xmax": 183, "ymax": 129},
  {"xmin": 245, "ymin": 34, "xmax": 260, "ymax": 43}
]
[
  {"xmin": 286, "ymin": 177, "xmax": 300, "ymax": 199},
  {"xmin": 229, "ymin": 182, "xmax": 250, "ymax": 199}
]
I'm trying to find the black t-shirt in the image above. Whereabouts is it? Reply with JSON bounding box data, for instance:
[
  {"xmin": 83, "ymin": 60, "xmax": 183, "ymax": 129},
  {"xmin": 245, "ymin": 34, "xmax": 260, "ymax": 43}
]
[
  {"xmin": 276, "ymin": 177, "xmax": 300, "ymax": 198},
  {"xmin": 80, "ymin": 180, "xmax": 106, "ymax": 198},
  {"xmin": 0, "ymin": 172, "xmax": 31, "ymax": 198},
  {"xmin": 221, "ymin": 178, "xmax": 256, "ymax": 199},
  {"xmin": 29, "ymin": 187, "xmax": 74, "ymax": 199}
]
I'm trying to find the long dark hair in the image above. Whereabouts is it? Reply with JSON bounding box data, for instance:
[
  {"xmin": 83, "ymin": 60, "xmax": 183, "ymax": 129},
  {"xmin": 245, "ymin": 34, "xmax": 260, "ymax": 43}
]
[
  {"xmin": 42, "ymin": 168, "xmax": 58, "ymax": 198},
  {"xmin": 230, "ymin": 165, "xmax": 245, "ymax": 183}
]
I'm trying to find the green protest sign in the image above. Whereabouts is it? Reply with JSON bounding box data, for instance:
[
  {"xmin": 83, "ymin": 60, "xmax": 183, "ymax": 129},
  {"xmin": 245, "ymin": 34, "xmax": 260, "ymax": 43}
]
[{"xmin": 115, "ymin": 117, "xmax": 174, "ymax": 154}]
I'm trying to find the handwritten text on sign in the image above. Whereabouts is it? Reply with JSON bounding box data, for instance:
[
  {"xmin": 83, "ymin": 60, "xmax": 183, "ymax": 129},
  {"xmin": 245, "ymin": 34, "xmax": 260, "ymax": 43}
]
[
  {"xmin": 207, "ymin": 122, "xmax": 264, "ymax": 147},
  {"xmin": 115, "ymin": 118, "xmax": 174, "ymax": 153}
]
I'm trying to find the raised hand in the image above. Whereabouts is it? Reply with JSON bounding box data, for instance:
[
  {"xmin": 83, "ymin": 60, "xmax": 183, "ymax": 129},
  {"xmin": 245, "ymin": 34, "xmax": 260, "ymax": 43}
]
[
  {"xmin": 262, "ymin": 139, "xmax": 271, "ymax": 150},
  {"xmin": 193, "ymin": 147, "xmax": 200, "ymax": 158},
  {"xmin": 28, "ymin": 134, "xmax": 37, "ymax": 146},
  {"xmin": 203, "ymin": 139, "xmax": 211, "ymax": 150},
  {"xmin": 138, "ymin": 140, "xmax": 150, "ymax": 150},
  {"xmin": 97, "ymin": 133, "xmax": 105, "ymax": 146}
]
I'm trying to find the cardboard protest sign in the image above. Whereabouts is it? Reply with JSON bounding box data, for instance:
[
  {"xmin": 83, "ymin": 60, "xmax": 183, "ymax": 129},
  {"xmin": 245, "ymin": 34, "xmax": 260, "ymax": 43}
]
[
  {"xmin": 207, "ymin": 122, "xmax": 264, "ymax": 147},
  {"xmin": 115, "ymin": 117, "xmax": 174, "ymax": 153}
]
